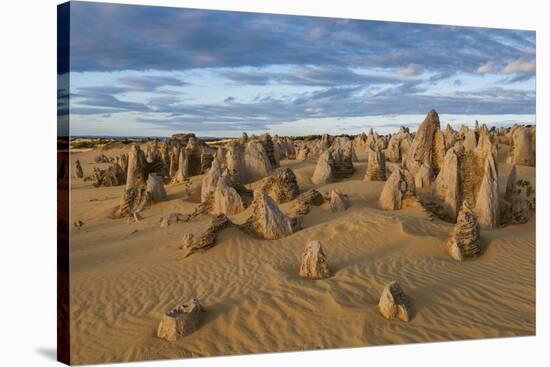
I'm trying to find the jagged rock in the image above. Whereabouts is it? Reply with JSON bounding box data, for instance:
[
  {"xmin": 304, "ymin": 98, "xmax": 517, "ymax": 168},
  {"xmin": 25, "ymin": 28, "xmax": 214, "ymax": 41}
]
[
  {"xmin": 173, "ymin": 149, "xmax": 189, "ymax": 183},
  {"xmin": 73, "ymin": 159, "xmax": 83, "ymax": 178},
  {"xmin": 119, "ymin": 153, "xmax": 129, "ymax": 175},
  {"xmin": 311, "ymin": 150, "xmax": 334, "ymax": 185},
  {"xmin": 404, "ymin": 109, "xmax": 445, "ymax": 175},
  {"xmin": 331, "ymin": 146, "xmax": 355, "ymax": 178},
  {"xmin": 157, "ymin": 298, "xmax": 205, "ymax": 341},
  {"xmin": 379, "ymin": 168, "xmax": 416, "ymax": 210},
  {"xmin": 212, "ymin": 173, "xmax": 244, "ymax": 216},
  {"xmin": 159, "ymin": 212, "xmax": 187, "ymax": 228},
  {"xmin": 508, "ymin": 126, "xmax": 535, "ymax": 166},
  {"xmin": 147, "ymin": 173, "xmax": 167, "ymax": 202},
  {"xmin": 92, "ymin": 164, "xmax": 126, "ymax": 187},
  {"xmin": 201, "ymin": 158, "xmax": 222, "ymax": 203},
  {"xmin": 118, "ymin": 186, "xmax": 152, "ymax": 220},
  {"xmin": 243, "ymin": 190, "xmax": 301, "ymax": 240},
  {"xmin": 296, "ymin": 146, "xmax": 309, "ymax": 161},
  {"xmin": 446, "ymin": 201, "xmax": 481, "ymax": 259},
  {"xmin": 433, "ymin": 148, "xmax": 460, "ymax": 220},
  {"xmin": 244, "ymin": 141, "xmax": 273, "ymax": 182},
  {"xmin": 329, "ymin": 190, "xmax": 348, "ymax": 212},
  {"xmin": 444, "ymin": 124, "xmax": 457, "ymax": 149},
  {"xmin": 386, "ymin": 128, "xmax": 410, "ymax": 163},
  {"xmin": 185, "ymin": 137, "xmax": 203, "ymax": 176},
  {"xmin": 225, "ymin": 140, "xmax": 246, "ymax": 184},
  {"xmin": 365, "ymin": 148, "xmax": 386, "ymax": 181},
  {"xmin": 261, "ymin": 167, "xmax": 300, "ymax": 204},
  {"xmin": 414, "ymin": 163, "xmax": 434, "ymax": 189},
  {"xmin": 378, "ymin": 281, "xmax": 412, "ymax": 322},
  {"xmin": 463, "ymin": 129, "xmax": 477, "ymax": 151},
  {"xmin": 240, "ymin": 132, "xmax": 249, "ymax": 145},
  {"xmin": 474, "ymin": 155, "xmax": 499, "ymax": 229},
  {"xmin": 169, "ymin": 147, "xmax": 179, "ymax": 178},
  {"xmin": 291, "ymin": 189, "xmax": 325, "ymax": 216},
  {"xmin": 126, "ymin": 144, "xmax": 148, "ymax": 190},
  {"xmin": 259, "ymin": 133, "xmax": 279, "ymax": 169},
  {"xmin": 181, "ymin": 214, "xmax": 232, "ymax": 257},
  {"xmin": 299, "ymin": 240, "xmax": 331, "ymax": 279}
]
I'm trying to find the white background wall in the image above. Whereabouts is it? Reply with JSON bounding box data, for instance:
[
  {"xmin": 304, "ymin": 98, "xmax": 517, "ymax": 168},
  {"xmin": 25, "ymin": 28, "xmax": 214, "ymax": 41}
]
[{"xmin": 0, "ymin": 0, "xmax": 546, "ymax": 366}]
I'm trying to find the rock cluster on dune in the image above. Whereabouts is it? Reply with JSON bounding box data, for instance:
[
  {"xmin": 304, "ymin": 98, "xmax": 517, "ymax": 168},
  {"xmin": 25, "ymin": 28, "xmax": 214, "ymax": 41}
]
[
  {"xmin": 378, "ymin": 281, "xmax": 412, "ymax": 322},
  {"xmin": 299, "ymin": 240, "xmax": 331, "ymax": 279},
  {"xmin": 243, "ymin": 190, "xmax": 301, "ymax": 240},
  {"xmin": 446, "ymin": 201, "xmax": 481, "ymax": 261},
  {"xmin": 261, "ymin": 167, "xmax": 300, "ymax": 204},
  {"xmin": 157, "ymin": 298, "xmax": 205, "ymax": 341}
]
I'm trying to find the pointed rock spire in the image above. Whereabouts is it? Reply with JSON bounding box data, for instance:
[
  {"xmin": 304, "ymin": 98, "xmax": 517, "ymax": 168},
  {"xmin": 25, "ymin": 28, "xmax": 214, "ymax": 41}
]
[{"xmin": 299, "ymin": 240, "xmax": 331, "ymax": 279}]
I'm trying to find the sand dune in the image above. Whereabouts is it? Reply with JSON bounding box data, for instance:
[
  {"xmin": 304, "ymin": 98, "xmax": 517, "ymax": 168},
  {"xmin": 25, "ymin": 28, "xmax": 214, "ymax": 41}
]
[{"xmin": 69, "ymin": 148, "xmax": 535, "ymax": 364}]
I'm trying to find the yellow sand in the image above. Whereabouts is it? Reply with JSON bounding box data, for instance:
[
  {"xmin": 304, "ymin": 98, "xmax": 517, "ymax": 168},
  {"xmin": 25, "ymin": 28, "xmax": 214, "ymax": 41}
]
[{"xmin": 69, "ymin": 146, "xmax": 535, "ymax": 364}]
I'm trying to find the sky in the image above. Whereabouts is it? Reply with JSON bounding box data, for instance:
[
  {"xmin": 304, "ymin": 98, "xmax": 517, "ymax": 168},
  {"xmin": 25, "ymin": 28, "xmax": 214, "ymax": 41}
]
[{"xmin": 62, "ymin": 1, "xmax": 536, "ymax": 137}]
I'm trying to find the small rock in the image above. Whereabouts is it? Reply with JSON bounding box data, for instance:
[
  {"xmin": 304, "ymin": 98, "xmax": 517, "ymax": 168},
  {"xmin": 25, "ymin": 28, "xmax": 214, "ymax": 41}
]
[
  {"xmin": 378, "ymin": 281, "xmax": 412, "ymax": 322},
  {"xmin": 157, "ymin": 298, "xmax": 205, "ymax": 341},
  {"xmin": 299, "ymin": 240, "xmax": 331, "ymax": 279}
]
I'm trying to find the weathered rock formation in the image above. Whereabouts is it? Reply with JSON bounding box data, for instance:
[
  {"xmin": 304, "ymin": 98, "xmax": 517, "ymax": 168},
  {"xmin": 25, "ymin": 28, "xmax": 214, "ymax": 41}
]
[
  {"xmin": 508, "ymin": 125, "xmax": 535, "ymax": 166},
  {"xmin": 474, "ymin": 154, "xmax": 499, "ymax": 229},
  {"xmin": 212, "ymin": 173, "xmax": 244, "ymax": 216},
  {"xmin": 157, "ymin": 298, "xmax": 205, "ymax": 341},
  {"xmin": 446, "ymin": 201, "xmax": 481, "ymax": 260},
  {"xmin": 160, "ymin": 212, "xmax": 187, "ymax": 228},
  {"xmin": 73, "ymin": 159, "xmax": 83, "ymax": 178},
  {"xmin": 311, "ymin": 150, "xmax": 334, "ymax": 185},
  {"xmin": 329, "ymin": 190, "xmax": 348, "ymax": 212},
  {"xmin": 201, "ymin": 158, "xmax": 222, "ymax": 203},
  {"xmin": 126, "ymin": 144, "xmax": 147, "ymax": 190},
  {"xmin": 403, "ymin": 109, "xmax": 445, "ymax": 175},
  {"xmin": 379, "ymin": 168, "xmax": 416, "ymax": 210},
  {"xmin": 147, "ymin": 173, "xmax": 167, "ymax": 202},
  {"xmin": 364, "ymin": 148, "xmax": 386, "ymax": 181},
  {"xmin": 299, "ymin": 240, "xmax": 331, "ymax": 279},
  {"xmin": 259, "ymin": 133, "xmax": 279, "ymax": 169},
  {"xmin": 92, "ymin": 164, "xmax": 126, "ymax": 187},
  {"xmin": 261, "ymin": 167, "xmax": 300, "ymax": 204},
  {"xmin": 244, "ymin": 141, "xmax": 273, "ymax": 182},
  {"xmin": 500, "ymin": 165, "xmax": 532, "ymax": 225},
  {"xmin": 378, "ymin": 281, "xmax": 412, "ymax": 322},
  {"xmin": 414, "ymin": 163, "xmax": 434, "ymax": 189},
  {"xmin": 181, "ymin": 214, "xmax": 232, "ymax": 257},
  {"xmin": 242, "ymin": 190, "xmax": 301, "ymax": 240},
  {"xmin": 290, "ymin": 189, "xmax": 325, "ymax": 216}
]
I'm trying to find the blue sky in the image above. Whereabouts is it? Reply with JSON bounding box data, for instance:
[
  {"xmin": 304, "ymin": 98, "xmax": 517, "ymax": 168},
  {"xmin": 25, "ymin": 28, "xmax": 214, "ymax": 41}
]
[{"xmin": 64, "ymin": 1, "xmax": 536, "ymax": 137}]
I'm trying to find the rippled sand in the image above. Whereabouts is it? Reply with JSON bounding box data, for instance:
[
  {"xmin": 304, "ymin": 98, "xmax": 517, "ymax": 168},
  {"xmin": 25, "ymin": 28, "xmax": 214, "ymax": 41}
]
[{"xmin": 69, "ymin": 146, "xmax": 535, "ymax": 364}]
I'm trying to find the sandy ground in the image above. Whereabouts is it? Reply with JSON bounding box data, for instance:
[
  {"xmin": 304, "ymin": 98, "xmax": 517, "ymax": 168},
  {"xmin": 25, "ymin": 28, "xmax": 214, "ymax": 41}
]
[{"xmin": 69, "ymin": 146, "xmax": 535, "ymax": 365}]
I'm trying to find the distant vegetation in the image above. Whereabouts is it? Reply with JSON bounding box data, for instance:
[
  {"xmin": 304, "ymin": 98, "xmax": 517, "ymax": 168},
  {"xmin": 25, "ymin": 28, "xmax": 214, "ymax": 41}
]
[{"xmin": 71, "ymin": 139, "xmax": 111, "ymax": 149}]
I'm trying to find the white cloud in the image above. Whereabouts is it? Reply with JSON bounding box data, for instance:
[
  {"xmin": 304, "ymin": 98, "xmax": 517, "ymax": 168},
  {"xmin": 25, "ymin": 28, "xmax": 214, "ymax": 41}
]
[
  {"xmin": 476, "ymin": 62, "xmax": 495, "ymax": 74},
  {"xmin": 397, "ymin": 64, "xmax": 421, "ymax": 77},
  {"xmin": 501, "ymin": 59, "xmax": 536, "ymax": 74}
]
